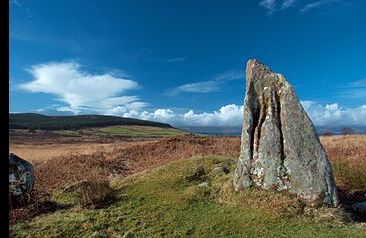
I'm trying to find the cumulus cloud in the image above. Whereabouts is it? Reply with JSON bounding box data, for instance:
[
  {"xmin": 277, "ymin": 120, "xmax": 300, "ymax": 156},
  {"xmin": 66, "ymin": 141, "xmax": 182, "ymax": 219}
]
[
  {"xmin": 20, "ymin": 62, "xmax": 145, "ymax": 114},
  {"xmin": 19, "ymin": 62, "xmax": 365, "ymax": 127},
  {"xmin": 104, "ymin": 101, "xmax": 366, "ymax": 127},
  {"xmin": 301, "ymin": 101, "xmax": 366, "ymax": 126},
  {"xmin": 110, "ymin": 104, "xmax": 245, "ymax": 126}
]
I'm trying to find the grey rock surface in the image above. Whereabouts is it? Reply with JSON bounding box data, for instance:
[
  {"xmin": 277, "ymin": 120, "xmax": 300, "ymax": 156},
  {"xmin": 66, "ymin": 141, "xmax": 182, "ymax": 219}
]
[
  {"xmin": 9, "ymin": 153, "xmax": 35, "ymax": 204},
  {"xmin": 234, "ymin": 59, "xmax": 339, "ymax": 207}
]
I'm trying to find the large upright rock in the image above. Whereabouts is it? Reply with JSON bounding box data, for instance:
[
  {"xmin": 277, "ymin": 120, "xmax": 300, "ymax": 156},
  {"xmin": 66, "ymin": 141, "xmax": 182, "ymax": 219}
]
[
  {"xmin": 9, "ymin": 153, "xmax": 35, "ymax": 206},
  {"xmin": 234, "ymin": 59, "xmax": 339, "ymax": 207}
]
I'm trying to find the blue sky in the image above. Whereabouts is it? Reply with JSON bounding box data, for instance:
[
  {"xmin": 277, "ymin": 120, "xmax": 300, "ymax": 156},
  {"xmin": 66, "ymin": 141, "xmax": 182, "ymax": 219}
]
[{"xmin": 9, "ymin": 0, "xmax": 366, "ymax": 126}]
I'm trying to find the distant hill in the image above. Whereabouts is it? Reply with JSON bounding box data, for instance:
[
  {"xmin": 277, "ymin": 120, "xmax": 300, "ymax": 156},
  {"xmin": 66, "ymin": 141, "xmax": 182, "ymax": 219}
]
[
  {"xmin": 178, "ymin": 126, "xmax": 366, "ymax": 136},
  {"xmin": 9, "ymin": 113, "xmax": 173, "ymax": 130}
]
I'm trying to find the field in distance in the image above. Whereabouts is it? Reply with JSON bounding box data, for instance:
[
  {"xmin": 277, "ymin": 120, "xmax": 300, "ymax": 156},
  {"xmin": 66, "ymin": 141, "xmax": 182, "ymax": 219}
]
[
  {"xmin": 58, "ymin": 125, "xmax": 187, "ymax": 137},
  {"xmin": 9, "ymin": 126, "xmax": 188, "ymax": 162}
]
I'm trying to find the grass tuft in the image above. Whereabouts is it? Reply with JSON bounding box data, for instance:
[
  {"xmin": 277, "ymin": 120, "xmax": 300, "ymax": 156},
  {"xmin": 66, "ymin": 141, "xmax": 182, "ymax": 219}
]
[{"xmin": 53, "ymin": 179, "xmax": 114, "ymax": 208}]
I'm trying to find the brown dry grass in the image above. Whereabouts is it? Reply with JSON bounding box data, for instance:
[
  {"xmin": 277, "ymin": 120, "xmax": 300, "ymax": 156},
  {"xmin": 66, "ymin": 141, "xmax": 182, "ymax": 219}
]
[
  {"xmin": 109, "ymin": 135, "xmax": 240, "ymax": 174},
  {"xmin": 10, "ymin": 134, "xmax": 366, "ymax": 195},
  {"xmin": 9, "ymin": 141, "xmax": 157, "ymax": 162},
  {"xmin": 9, "ymin": 143, "xmax": 119, "ymax": 162},
  {"xmin": 31, "ymin": 135, "xmax": 240, "ymax": 194},
  {"xmin": 9, "ymin": 134, "xmax": 366, "ymax": 223},
  {"xmin": 321, "ymin": 135, "xmax": 366, "ymax": 188},
  {"xmin": 9, "ymin": 135, "xmax": 240, "ymax": 222},
  {"xmin": 321, "ymin": 135, "xmax": 366, "ymax": 203}
]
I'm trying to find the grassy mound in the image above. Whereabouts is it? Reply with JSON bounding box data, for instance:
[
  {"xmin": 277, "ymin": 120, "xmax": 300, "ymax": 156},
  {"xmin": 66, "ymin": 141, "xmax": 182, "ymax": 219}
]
[{"xmin": 10, "ymin": 156, "xmax": 366, "ymax": 237}]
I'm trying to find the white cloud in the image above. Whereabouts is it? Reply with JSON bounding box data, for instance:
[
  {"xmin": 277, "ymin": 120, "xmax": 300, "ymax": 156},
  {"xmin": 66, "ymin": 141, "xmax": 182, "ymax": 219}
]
[
  {"xmin": 260, "ymin": 0, "xmax": 277, "ymax": 13},
  {"xmin": 300, "ymin": 101, "xmax": 366, "ymax": 126},
  {"xmin": 259, "ymin": 0, "xmax": 297, "ymax": 14},
  {"xmin": 19, "ymin": 62, "xmax": 365, "ymax": 127},
  {"xmin": 281, "ymin": 0, "xmax": 296, "ymax": 9},
  {"xmin": 119, "ymin": 104, "xmax": 244, "ymax": 126},
  {"xmin": 259, "ymin": 0, "xmax": 344, "ymax": 14},
  {"xmin": 166, "ymin": 70, "xmax": 243, "ymax": 95},
  {"xmin": 105, "ymin": 101, "xmax": 366, "ymax": 127},
  {"xmin": 166, "ymin": 81, "xmax": 220, "ymax": 95},
  {"xmin": 213, "ymin": 70, "xmax": 244, "ymax": 81},
  {"xmin": 20, "ymin": 62, "xmax": 144, "ymax": 114},
  {"xmin": 300, "ymin": 0, "xmax": 342, "ymax": 13}
]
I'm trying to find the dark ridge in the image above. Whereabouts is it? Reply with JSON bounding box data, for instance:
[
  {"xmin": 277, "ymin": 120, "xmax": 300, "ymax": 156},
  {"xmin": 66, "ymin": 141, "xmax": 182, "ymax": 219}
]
[
  {"xmin": 275, "ymin": 92, "xmax": 285, "ymax": 163},
  {"xmin": 9, "ymin": 113, "xmax": 174, "ymax": 130},
  {"xmin": 255, "ymin": 91, "xmax": 267, "ymax": 153},
  {"xmin": 248, "ymin": 84, "xmax": 259, "ymax": 163}
]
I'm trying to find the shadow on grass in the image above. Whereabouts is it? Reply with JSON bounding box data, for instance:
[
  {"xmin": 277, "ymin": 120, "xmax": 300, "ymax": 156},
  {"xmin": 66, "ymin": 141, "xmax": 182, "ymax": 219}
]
[
  {"xmin": 91, "ymin": 194, "xmax": 119, "ymax": 209},
  {"xmin": 338, "ymin": 187, "xmax": 366, "ymax": 222},
  {"xmin": 10, "ymin": 200, "xmax": 71, "ymax": 224}
]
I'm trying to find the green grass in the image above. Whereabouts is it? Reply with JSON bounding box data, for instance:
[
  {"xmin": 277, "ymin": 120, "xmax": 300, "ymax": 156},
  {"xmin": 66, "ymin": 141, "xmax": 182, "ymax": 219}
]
[
  {"xmin": 94, "ymin": 125, "xmax": 187, "ymax": 137},
  {"xmin": 10, "ymin": 156, "xmax": 366, "ymax": 238}
]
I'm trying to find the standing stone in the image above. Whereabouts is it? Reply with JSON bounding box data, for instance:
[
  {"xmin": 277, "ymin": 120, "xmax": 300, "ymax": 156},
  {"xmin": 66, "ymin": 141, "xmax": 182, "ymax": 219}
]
[
  {"xmin": 9, "ymin": 153, "xmax": 35, "ymax": 206},
  {"xmin": 234, "ymin": 59, "xmax": 339, "ymax": 207}
]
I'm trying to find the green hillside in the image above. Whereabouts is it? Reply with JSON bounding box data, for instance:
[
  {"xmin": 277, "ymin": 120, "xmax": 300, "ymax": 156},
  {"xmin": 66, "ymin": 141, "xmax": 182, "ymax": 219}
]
[{"xmin": 9, "ymin": 113, "xmax": 174, "ymax": 130}]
